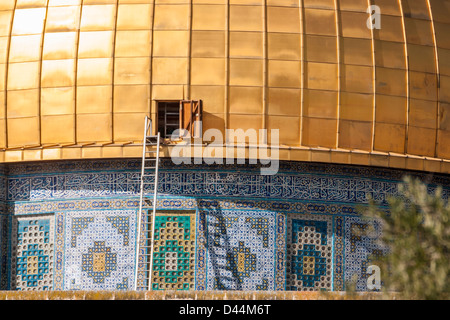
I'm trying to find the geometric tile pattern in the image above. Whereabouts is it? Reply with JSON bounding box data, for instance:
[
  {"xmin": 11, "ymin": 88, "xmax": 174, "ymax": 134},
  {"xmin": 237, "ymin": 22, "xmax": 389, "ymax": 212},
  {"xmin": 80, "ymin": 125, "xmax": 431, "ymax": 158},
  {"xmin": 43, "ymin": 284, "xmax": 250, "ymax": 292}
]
[
  {"xmin": 204, "ymin": 210, "xmax": 276, "ymax": 291},
  {"xmin": 150, "ymin": 213, "xmax": 196, "ymax": 291},
  {"xmin": 344, "ymin": 216, "xmax": 386, "ymax": 291},
  {"xmin": 4, "ymin": 159, "xmax": 448, "ymax": 292},
  {"xmin": 286, "ymin": 214, "xmax": 333, "ymax": 291},
  {"xmin": 63, "ymin": 210, "xmax": 135, "ymax": 291},
  {"xmin": 9, "ymin": 215, "xmax": 54, "ymax": 291}
]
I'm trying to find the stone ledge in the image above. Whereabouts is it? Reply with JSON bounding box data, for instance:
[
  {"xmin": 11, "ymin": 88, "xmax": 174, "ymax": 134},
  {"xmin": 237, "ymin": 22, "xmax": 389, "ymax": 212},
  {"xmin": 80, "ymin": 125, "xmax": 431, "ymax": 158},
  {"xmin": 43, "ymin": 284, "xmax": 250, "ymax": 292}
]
[{"xmin": 0, "ymin": 291, "xmax": 397, "ymax": 300}]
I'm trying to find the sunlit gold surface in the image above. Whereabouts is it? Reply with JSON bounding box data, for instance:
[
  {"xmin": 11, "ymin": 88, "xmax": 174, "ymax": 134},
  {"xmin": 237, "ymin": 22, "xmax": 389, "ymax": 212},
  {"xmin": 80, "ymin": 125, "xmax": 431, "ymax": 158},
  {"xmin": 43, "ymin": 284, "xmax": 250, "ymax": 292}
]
[{"xmin": 1, "ymin": 0, "xmax": 450, "ymax": 173}]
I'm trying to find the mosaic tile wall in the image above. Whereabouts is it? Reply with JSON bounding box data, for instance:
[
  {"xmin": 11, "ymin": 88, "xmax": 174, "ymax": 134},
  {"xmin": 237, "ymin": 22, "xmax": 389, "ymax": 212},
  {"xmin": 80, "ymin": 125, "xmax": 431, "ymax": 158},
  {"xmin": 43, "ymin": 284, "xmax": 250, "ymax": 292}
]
[{"xmin": 0, "ymin": 159, "xmax": 448, "ymax": 291}]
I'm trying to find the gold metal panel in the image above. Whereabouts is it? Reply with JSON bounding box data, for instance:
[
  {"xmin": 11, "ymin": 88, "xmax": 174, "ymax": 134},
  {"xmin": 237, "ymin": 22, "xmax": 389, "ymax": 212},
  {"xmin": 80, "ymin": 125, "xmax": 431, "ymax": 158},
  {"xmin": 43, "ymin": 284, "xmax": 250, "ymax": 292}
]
[
  {"xmin": 202, "ymin": 112, "xmax": 225, "ymax": 138},
  {"xmin": 102, "ymin": 146, "xmax": 123, "ymax": 159},
  {"xmin": 41, "ymin": 86, "xmax": 75, "ymax": 116},
  {"xmin": 373, "ymin": 0, "xmax": 402, "ymax": 15},
  {"xmin": 78, "ymin": 31, "xmax": 114, "ymax": 59},
  {"xmin": 338, "ymin": 0, "xmax": 368, "ymax": 11},
  {"xmin": 0, "ymin": 118, "xmax": 6, "ymax": 148},
  {"xmin": 76, "ymin": 85, "xmax": 112, "ymax": 114},
  {"xmin": 228, "ymin": 114, "xmax": 262, "ymax": 142},
  {"xmin": 0, "ymin": 0, "xmax": 15, "ymax": 10},
  {"xmin": 305, "ymin": 62, "xmax": 338, "ymax": 91},
  {"xmin": 0, "ymin": 11, "xmax": 13, "ymax": 37},
  {"xmin": 374, "ymin": 122, "xmax": 406, "ymax": 153},
  {"xmin": 45, "ymin": 5, "xmax": 80, "ymax": 32},
  {"xmin": 0, "ymin": 64, "xmax": 5, "ymax": 91},
  {"xmin": 408, "ymin": 44, "xmax": 436, "ymax": 73},
  {"xmin": 81, "ymin": 147, "xmax": 102, "ymax": 159},
  {"xmin": 7, "ymin": 61, "xmax": 40, "ymax": 90},
  {"xmin": 409, "ymin": 71, "xmax": 437, "ymax": 101},
  {"xmin": 7, "ymin": 117, "xmax": 40, "ymax": 147},
  {"xmin": 192, "ymin": 4, "xmax": 226, "ymax": 31},
  {"xmin": 339, "ymin": 11, "xmax": 371, "ymax": 39},
  {"xmin": 267, "ymin": 6, "xmax": 299, "ymax": 33},
  {"xmin": 77, "ymin": 58, "xmax": 113, "ymax": 86},
  {"xmin": 438, "ymin": 130, "xmax": 450, "ymax": 159},
  {"xmin": 0, "ymin": 37, "xmax": 8, "ymax": 64},
  {"xmin": 49, "ymin": 0, "xmax": 81, "ymax": 6},
  {"xmin": 430, "ymin": 0, "xmax": 450, "ymax": 23},
  {"xmin": 338, "ymin": 120, "xmax": 372, "ymax": 151},
  {"xmin": 441, "ymin": 75, "xmax": 450, "ymax": 103},
  {"xmin": 114, "ymin": 85, "xmax": 149, "ymax": 113},
  {"xmin": 373, "ymin": 15, "xmax": 404, "ymax": 42},
  {"xmin": 151, "ymin": 84, "xmax": 184, "ymax": 100},
  {"xmin": 80, "ymin": 5, "xmax": 116, "ymax": 31},
  {"xmin": 266, "ymin": 115, "xmax": 300, "ymax": 146},
  {"xmin": 115, "ymin": 30, "xmax": 152, "ymax": 57},
  {"xmin": 341, "ymin": 37, "xmax": 372, "ymax": 66},
  {"xmin": 16, "ymin": 0, "xmax": 47, "ymax": 8},
  {"xmin": 114, "ymin": 57, "xmax": 150, "ymax": 85},
  {"xmin": 153, "ymin": 30, "xmax": 189, "ymax": 57},
  {"xmin": 268, "ymin": 60, "xmax": 301, "ymax": 88},
  {"xmin": 409, "ymin": 99, "xmax": 437, "ymax": 129},
  {"xmin": 435, "ymin": 22, "xmax": 450, "ymax": 50},
  {"xmin": 0, "ymin": 91, "xmax": 4, "ymax": 118},
  {"xmin": 305, "ymin": 35, "xmax": 337, "ymax": 63},
  {"xmin": 304, "ymin": 8, "xmax": 336, "ymax": 36},
  {"xmin": 438, "ymin": 48, "xmax": 450, "ymax": 77},
  {"xmin": 303, "ymin": 0, "xmax": 334, "ymax": 9},
  {"xmin": 42, "ymin": 32, "xmax": 78, "ymax": 60},
  {"xmin": 76, "ymin": 113, "xmax": 112, "ymax": 142},
  {"xmin": 117, "ymin": 4, "xmax": 152, "ymax": 30},
  {"xmin": 152, "ymin": 58, "xmax": 188, "ymax": 85},
  {"xmin": 439, "ymin": 102, "xmax": 450, "ymax": 131},
  {"xmin": 229, "ymin": 86, "xmax": 262, "ymax": 114},
  {"xmin": 230, "ymin": 32, "xmax": 262, "ymax": 58},
  {"xmin": 191, "ymin": 59, "xmax": 225, "ymax": 86},
  {"xmin": 41, "ymin": 115, "xmax": 75, "ymax": 144},
  {"xmin": 230, "ymin": 5, "xmax": 263, "ymax": 32},
  {"xmin": 9, "ymin": 35, "xmax": 42, "ymax": 63},
  {"xmin": 340, "ymin": 92, "xmax": 373, "ymax": 122},
  {"xmin": 303, "ymin": 89, "xmax": 337, "ymax": 119},
  {"xmin": 374, "ymin": 40, "xmax": 406, "ymax": 69},
  {"xmin": 154, "ymin": 4, "xmax": 190, "ymax": 30},
  {"xmin": 375, "ymin": 94, "xmax": 407, "ymax": 125},
  {"xmin": 267, "ymin": 33, "xmax": 300, "ymax": 61},
  {"xmin": 113, "ymin": 112, "xmax": 146, "ymax": 142},
  {"xmin": 302, "ymin": 117, "xmax": 337, "ymax": 148},
  {"xmin": 401, "ymin": 0, "xmax": 431, "ymax": 20},
  {"xmin": 407, "ymin": 126, "xmax": 436, "ymax": 157},
  {"xmin": 23, "ymin": 149, "xmax": 42, "ymax": 161},
  {"xmin": 404, "ymin": 17, "xmax": 434, "ymax": 46},
  {"xmin": 341, "ymin": 64, "xmax": 373, "ymax": 94},
  {"xmin": 11, "ymin": 8, "xmax": 46, "ymax": 35},
  {"xmin": 191, "ymin": 31, "xmax": 225, "ymax": 58},
  {"xmin": 41, "ymin": 59, "xmax": 76, "ymax": 88},
  {"xmin": 267, "ymin": 88, "xmax": 300, "ymax": 116},
  {"xmin": 0, "ymin": 63, "xmax": 8, "ymax": 91},
  {"xmin": 190, "ymin": 85, "xmax": 224, "ymax": 114},
  {"xmin": 7, "ymin": 89, "xmax": 39, "ymax": 118},
  {"xmin": 229, "ymin": 59, "xmax": 263, "ymax": 87},
  {"xmin": 375, "ymin": 67, "xmax": 407, "ymax": 97}
]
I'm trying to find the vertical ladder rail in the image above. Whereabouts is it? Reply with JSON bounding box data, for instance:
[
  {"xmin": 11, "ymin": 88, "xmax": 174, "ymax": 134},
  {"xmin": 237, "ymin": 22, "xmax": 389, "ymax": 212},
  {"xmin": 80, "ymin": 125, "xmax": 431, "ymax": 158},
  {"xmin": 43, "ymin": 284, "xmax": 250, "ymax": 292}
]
[
  {"xmin": 147, "ymin": 131, "xmax": 160, "ymax": 290},
  {"xmin": 134, "ymin": 116, "xmax": 160, "ymax": 291}
]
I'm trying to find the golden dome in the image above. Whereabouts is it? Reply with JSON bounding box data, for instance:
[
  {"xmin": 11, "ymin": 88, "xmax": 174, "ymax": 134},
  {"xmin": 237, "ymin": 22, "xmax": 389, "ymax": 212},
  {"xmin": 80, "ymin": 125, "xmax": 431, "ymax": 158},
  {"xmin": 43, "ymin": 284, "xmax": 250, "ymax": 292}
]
[{"xmin": 1, "ymin": 0, "xmax": 450, "ymax": 173}]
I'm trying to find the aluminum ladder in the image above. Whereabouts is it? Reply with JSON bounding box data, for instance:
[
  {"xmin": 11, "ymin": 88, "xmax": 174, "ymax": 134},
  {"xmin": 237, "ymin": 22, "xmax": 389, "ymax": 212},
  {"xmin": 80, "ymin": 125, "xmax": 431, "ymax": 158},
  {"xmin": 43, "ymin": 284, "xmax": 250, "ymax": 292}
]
[{"xmin": 134, "ymin": 116, "xmax": 161, "ymax": 291}]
